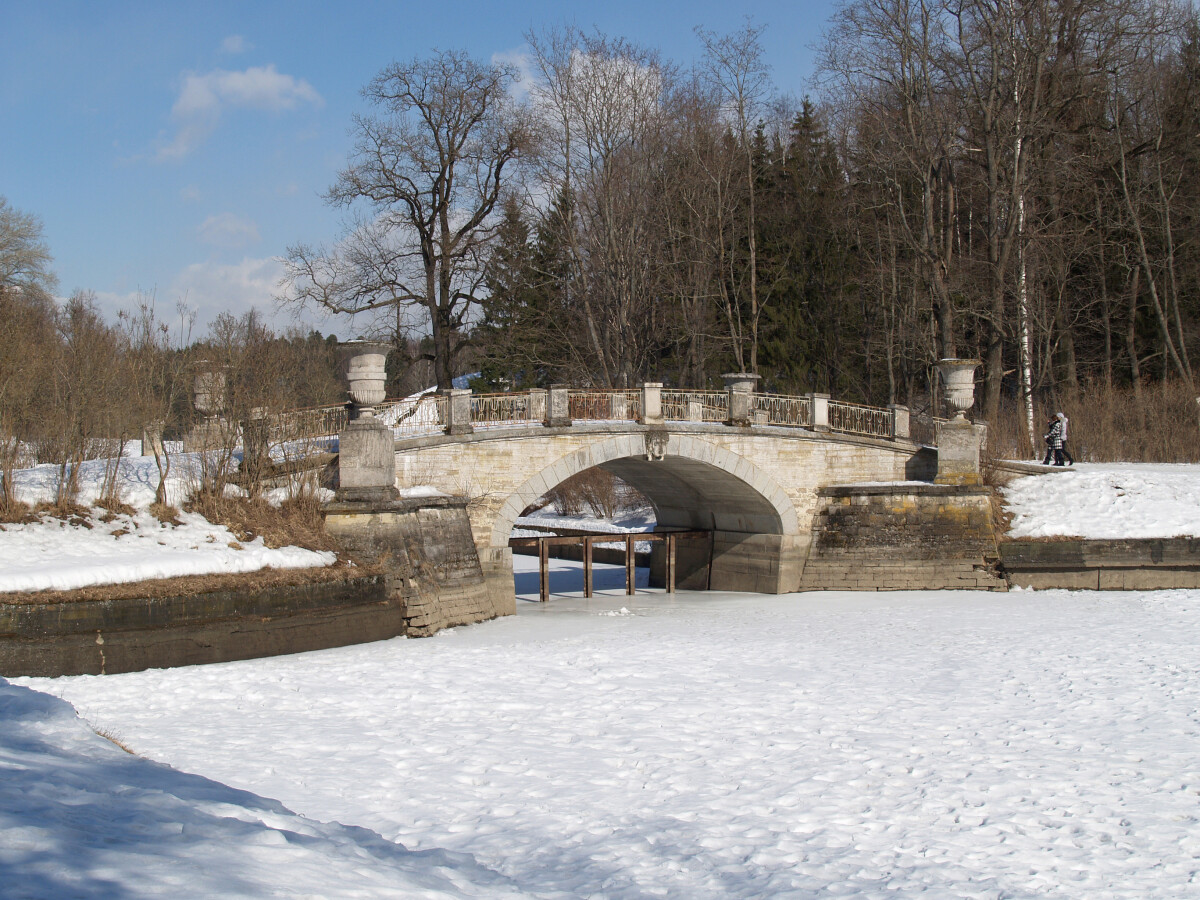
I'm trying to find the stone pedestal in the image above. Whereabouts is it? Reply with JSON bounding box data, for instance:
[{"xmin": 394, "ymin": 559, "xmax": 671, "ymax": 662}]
[
  {"xmin": 337, "ymin": 419, "xmax": 398, "ymax": 502},
  {"xmin": 528, "ymin": 388, "xmax": 548, "ymax": 424},
  {"xmin": 809, "ymin": 393, "xmax": 831, "ymax": 432},
  {"xmin": 935, "ymin": 419, "xmax": 987, "ymax": 486},
  {"xmin": 640, "ymin": 382, "xmax": 664, "ymax": 425},
  {"xmin": 546, "ymin": 385, "xmax": 571, "ymax": 427},
  {"xmin": 723, "ymin": 373, "xmax": 760, "ymax": 426},
  {"xmin": 889, "ymin": 404, "xmax": 910, "ymax": 440},
  {"xmin": 445, "ymin": 388, "xmax": 473, "ymax": 435}
]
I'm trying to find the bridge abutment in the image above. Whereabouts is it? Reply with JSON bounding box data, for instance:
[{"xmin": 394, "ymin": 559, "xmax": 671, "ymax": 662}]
[{"xmin": 651, "ymin": 531, "xmax": 809, "ymax": 594}]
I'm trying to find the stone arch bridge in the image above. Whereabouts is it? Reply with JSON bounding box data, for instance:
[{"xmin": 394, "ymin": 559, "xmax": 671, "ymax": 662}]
[{"xmin": 370, "ymin": 385, "xmax": 941, "ymax": 602}]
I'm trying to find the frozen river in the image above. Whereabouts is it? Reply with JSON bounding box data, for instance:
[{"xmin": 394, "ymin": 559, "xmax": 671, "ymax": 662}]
[{"xmin": 18, "ymin": 557, "xmax": 1200, "ymax": 898}]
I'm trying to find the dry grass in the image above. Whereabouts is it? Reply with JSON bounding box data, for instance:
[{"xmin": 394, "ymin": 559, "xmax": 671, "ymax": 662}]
[
  {"xmin": 149, "ymin": 502, "xmax": 183, "ymax": 527},
  {"xmin": 96, "ymin": 498, "xmax": 136, "ymax": 519},
  {"xmin": 988, "ymin": 379, "xmax": 1200, "ymax": 463},
  {"xmin": 93, "ymin": 727, "xmax": 136, "ymax": 755},
  {"xmin": 0, "ymin": 561, "xmax": 370, "ymax": 606},
  {"xmin": 0, "ymin": 498, "xmax": 34, "ymax": 525},
  {"xmin": 184, "ymin": 489, "xmax": 337, "ymax": 553}
]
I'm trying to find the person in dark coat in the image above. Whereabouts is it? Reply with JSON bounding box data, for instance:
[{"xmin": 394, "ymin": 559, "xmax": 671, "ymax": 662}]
[
  {"xmin": 1043, "ymin": 413, "xmax": 1074, "ymax": 466},
  {"xmin": 1042, "ymin": 416, "xmax": 1059, "ymax": 465}
]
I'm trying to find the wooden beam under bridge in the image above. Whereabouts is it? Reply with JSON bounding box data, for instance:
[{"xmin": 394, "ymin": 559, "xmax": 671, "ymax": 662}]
[{"xmin": 508, "ymin": 531, "xmax": 709, "ymax": 602}]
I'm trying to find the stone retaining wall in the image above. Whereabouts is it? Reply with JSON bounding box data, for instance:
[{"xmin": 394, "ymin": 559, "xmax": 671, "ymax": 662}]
[
  {"xmin": 1, "ymin": 497, "xmax": 505, "ymax": 677},
  {"xmin": 1000, "ymin": 539, "xmax": 1200, "ymax": 589},
  {"xmin": 798, "ymin": 484, "xmax": 1006, "ymax": 591},
  {"xmin": 0, "ymin": 575, "xmax": 393, "ymax": 677},
  {"xmin": 323, "ymin": 495, "xmax": 509, "ymax": 637}
]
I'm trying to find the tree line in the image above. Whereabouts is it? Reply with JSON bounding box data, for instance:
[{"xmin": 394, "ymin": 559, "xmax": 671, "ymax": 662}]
[
  {"xmin": 0, "ymin": 240, "xmax": 348, "ymax": 512},
  {"xmin": 281, "ymin": 1, "xmax": 1200, "ymax": 455},
  {"xmin": 4, "ymin": 1, "xmax": 1198, "ymax": 484}
]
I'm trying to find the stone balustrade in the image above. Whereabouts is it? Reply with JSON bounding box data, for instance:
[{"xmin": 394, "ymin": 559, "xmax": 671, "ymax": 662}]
[{"xmin": 286, "ymin": 383, "xmax": 920, "ymax": 445}]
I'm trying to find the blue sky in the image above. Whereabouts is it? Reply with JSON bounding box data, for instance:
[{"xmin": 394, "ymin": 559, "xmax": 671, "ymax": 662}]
[{"xmin": 1, "ymin": 0, "xmax": 839, "ymax": 336}]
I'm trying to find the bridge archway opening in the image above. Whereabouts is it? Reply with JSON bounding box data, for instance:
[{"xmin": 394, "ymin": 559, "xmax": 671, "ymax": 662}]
[{"xmin": 494, "ymin": 435, "xmax": 804, "ymax": 594}]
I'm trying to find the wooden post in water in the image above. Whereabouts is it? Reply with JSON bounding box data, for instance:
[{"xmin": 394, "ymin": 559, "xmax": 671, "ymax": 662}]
[
  {"xmin": 625, "ymin": 534, "xmax": 635, "ymax": 595},
  {"xmin": 539, "ymin": 539, "xmax": 549, "ymax": 602},
  {"xmin": 584, "ymin": 536, "xmax": 594, "ymax": 598},
  {"xmin": 666, "ymin": 533, "xmax": 676, "ymax": 594}
]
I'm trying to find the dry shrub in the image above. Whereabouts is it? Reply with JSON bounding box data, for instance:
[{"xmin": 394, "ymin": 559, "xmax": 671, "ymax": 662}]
[
  {"xmin": 184, "ymin": 489, "xmax": 336, "ymax": 553},
  {"xmin": 149, "ymin": 502, "xmax": 183, "ymax": 527},
  {"xmin": 34, "ymin": 500, "xmax": 92, "ymax": 524},
  {"xmin": 545, "ymin": 469, "xmax": 652, "ymax": 519},
  {"xmin": 548, "ymin": 469, "xmax": 619, "ymax": 518},
  {"xmin": 988, "ymin": 379, "xmax": 1200, "ymax": 463},
  {"xmin": 96, "ymin": 497, "xmax": 136, "ymax": 518},
  {"xmin": 0, "ymin": 497, "xmax": 32, "ymax": 524}
]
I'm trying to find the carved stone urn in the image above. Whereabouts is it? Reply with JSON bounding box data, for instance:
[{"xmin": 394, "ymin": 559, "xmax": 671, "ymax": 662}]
[
  {"xmin": 340, "ymin": 341, "xmax": 390, "ymax": 419},
  {"xmin": 937, "ymin": 359, "xmax": 981, "ymax": 420},
  {"xmin": 335, "ymin": 341, "xmax": 398, "ymax": 502}
]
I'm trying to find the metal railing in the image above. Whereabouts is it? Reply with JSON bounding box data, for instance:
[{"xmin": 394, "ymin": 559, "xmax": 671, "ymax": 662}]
[
  {"xmin": 752, "ymin": 393, "xmax": 813, "ymax": 428},
  {"xmin": 568, "ymin": 390, "xmax": 642, "ymax": 422},
  {"xmin": 379, "ymin": 394, "xmax": 447, "ymax": 437},
  {"xmin": 828, "ymin": 400, "xmax": 894, "ymax": 439},
  {"xmin": 471, "ymin": 392, "xmax": 542, "ymax": 427},
  {"xmin": 909, "ymin": 413, "xmax": 947, "ymax": 447},
  {"xmin": 273, "ymin": 403, "xmax": 347, "ymax": 442},
  {"xmin": 662, "ymin": 390, "xmax": 729, "ymax": 423}
]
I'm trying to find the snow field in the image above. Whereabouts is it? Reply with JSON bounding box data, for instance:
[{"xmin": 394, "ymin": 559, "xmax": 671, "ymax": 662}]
[
  {"xmin": 1002, "ymin": 463, "xmax": 1200, "ymax": 539},
  {"xmin": 24, "ymin": 582, "xmax": 1200, "ymax": 899},
  {"xmin": 0, "ymin": 508, "xmax": 335, "ymax": 593},
  {"xmin": 1, "ymin": 454, "xmax": 336, "ymax": 593},
  {"xmin": 0, "ymin": 680, "xmax": 529, "ymax": 899}
]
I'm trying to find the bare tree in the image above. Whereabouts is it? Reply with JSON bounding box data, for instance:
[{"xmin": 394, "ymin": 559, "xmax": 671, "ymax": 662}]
[
  {"xmin": 0, "ymin": 197, "xmax": 56, "ymax": 298},
  {"xmin": 526, "ymin": 27, "xmax": 680, "ymax": 386},
  {"xmin": 281, "ymin": 50, "xmax": 530, "ymax": 389},
  {"xmin": 697, "ymin": 19, "xmax": 773, "ymax": 374},
  {"xmin": 820, "ymin": 0, "xmax": 963, "ymax": 363},
  {"xmin": 0, "ymin": 197, "xmax": 60, "ymax": 511},
  {"xmin": 119, "ymin": 293, "xmax": 194, "ymax": 507},
  {"xmin": 1109, "ymin": 1, "xmax": 1197, "ymax": 408},
  {"xmin": 43, "ymin": 292, "xmax": 125, "ymax": 508}
]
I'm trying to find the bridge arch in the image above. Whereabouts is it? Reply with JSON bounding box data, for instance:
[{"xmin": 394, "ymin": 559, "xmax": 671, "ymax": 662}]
[{"xmin": 488, "ymin": 432, "xmax": 799, "ymax": 548}]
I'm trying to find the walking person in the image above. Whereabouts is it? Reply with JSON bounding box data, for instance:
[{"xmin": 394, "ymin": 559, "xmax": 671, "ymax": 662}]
[
  {"xmin": 1055, "ymin": 412, "xmax": 1074, "ymax": 466},
  {"xmin": 1042, "ymin": 416, "xmax": 1059, "ymax": 465}
]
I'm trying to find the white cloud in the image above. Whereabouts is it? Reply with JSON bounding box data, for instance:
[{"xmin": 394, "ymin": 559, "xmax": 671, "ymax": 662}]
[
  {"xmin": 179, "ymin": 185, "xmax": 202, "ymax": 202},
  {"xmin": 156, "ymin": 65, "xmax": 323, "ymax": 160},
  {"xmin": 492, "ymin": 48, "xmax": 536, "ymax": 102},
  {"xmin": 169, "ymin": 256, "xmax": 290, "ymax": 331},
  {"xmin": 197, "ymin": 213, "xmax": 260, "ymax": 249},
  {"xmin": 219, "ymin": 34, "xmax": 252, "ymax": 55}
]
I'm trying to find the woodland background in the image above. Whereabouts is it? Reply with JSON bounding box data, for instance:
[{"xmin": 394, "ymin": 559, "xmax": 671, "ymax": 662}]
[{"xmin": 3, "ymin": 0, "xmax": 1199, "ymax": 505}]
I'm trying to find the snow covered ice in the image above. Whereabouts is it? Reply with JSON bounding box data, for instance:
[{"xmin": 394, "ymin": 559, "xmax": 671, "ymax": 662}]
[
  {"xmin": 0, "ymin": 679, "xmax": 530, "ymax": 899},
  {"xmin": 17, "ymin": 575, "xmax": 1200, "ymax": 898},
  {"xmin": 5, "ymin": 462, "xmax": 1200, "ymax": 897}
]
